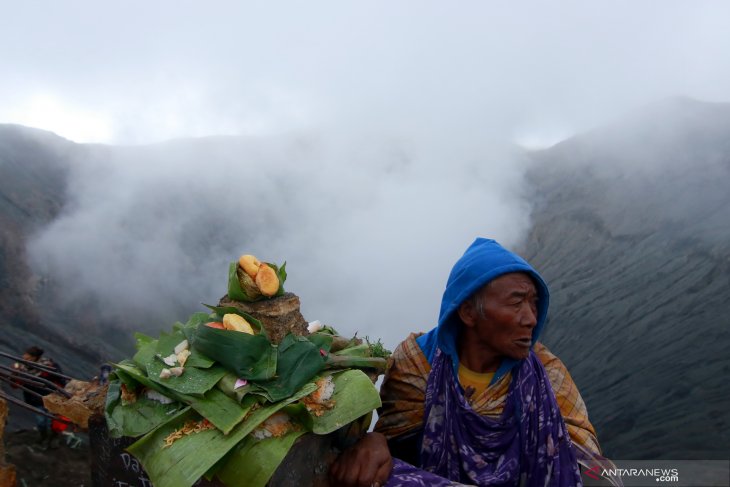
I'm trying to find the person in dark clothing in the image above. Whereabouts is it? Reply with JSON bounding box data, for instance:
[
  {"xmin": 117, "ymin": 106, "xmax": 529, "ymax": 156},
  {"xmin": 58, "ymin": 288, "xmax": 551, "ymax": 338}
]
[{"xmin": 14, "ymin": 346, "xmax": 66, "ymax": 444}]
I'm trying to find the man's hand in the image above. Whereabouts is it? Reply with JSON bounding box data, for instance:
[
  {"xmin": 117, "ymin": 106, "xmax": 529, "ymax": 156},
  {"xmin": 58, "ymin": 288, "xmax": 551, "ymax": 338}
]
[{"xmin": 330, "ymin": 431, "xmax": 393, "ymax": 487}]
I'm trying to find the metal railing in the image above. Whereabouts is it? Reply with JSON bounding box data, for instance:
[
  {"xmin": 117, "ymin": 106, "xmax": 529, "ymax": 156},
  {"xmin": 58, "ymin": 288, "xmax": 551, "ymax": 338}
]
[{"xmin": 0, "ymin": 351, "xmax": 73, "ymax": 423}]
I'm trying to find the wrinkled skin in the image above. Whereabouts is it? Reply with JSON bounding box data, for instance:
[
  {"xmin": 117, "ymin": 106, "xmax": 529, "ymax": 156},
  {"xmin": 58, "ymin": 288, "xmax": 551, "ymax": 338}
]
[
  {"xmin": 457, "ymin": 272, "xmax": 539, "ymax": 373},
  {"xmin": 329, "ymin": 432, "xmax": 392, "ymax": 487}
]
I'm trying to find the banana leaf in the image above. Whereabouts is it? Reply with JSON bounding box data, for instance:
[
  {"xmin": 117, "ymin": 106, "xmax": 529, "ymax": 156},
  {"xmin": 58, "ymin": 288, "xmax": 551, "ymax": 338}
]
[
  {"xmin": 216, "ymin": 429, "xmax": 306, "ymax": 487},
  {"xmin": 228, "ymin": 262, "xmax": 249, "ymax": 302},
  {"xmin": 112, "ymin": 362, "xmax": 250, "ymax": 433},
  {"xmin": 156, "ymin": 330, "xmax": 188, "ymax": 355},
  {"xmin": 307, "ymin": 332, "xmax": 334, "ymax": 352},
  {"xmin": 179, "ymin": 387, "xmax": 251, "ymax": 434},
  {"xmin": 217, "ymin": 373, "xmax": 271, "ymax": 403},
  {"xmin": 133, "ymin": 340, "xmax": 158, "ymax": 369},
  {"xmin": 309, "ymin": 369, "xmax": 382, "ymax": 435},
  {"xmin": 115, "ymin": 361, "xmax": 167, "ymax": 391},
  {"xmin": 213, "ymin": 371, "xmax": 380, "ymax": 484},
  {"xmin": 146, "ymin": 361, "xmax": 227, "ymax": 397},
  {"xmin": 332, "ymin": 343, "xmax": 370, "ymax": 357},
  {"xmin": 193, "ymin": 324, "xmax": 277, "ymax": 380},
  {"xmin": 105, "ymin": 374, "xmax": 182, "ymax": 438},
  {"xmin": 114, "ymin": 361, "xmax": 146, "ymax": 390},
  {"xmin": 183, "ymin": 349, "xmax": 216, "ymax": 369},
  {"xmin": 105, "ymin": 379, "xmax": 124, "ymax": 436},
  {"xmin": 170, "ymin": 313, "xmax": 217, "ymax": 367},
  {"xmin": 134, "ymin": 332, "xmax": 156, "ymax": 349},
  {"xmin": 186, "ymin": 311, "xmax": 213, "ymax": 328},
  {"xmin": 127, "ymin": 381, "xmax": 318, "ymax": 487},
  {"xmin": 256, "ymin": 334, "xmax": 326, "ymax": 402},
  {"xmin": 106, "ymin": 378, "xmax": 185, "ymax": 438},
  {"xmin": 270, "ymin": 262, "xmax": 287, "ymax": 297}
]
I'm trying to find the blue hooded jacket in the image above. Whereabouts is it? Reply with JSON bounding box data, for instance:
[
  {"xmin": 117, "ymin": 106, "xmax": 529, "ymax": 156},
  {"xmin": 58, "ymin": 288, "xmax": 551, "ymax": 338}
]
[{"xmin": 415, "ymin": 238, "xmax": 550, "ymax": 384}]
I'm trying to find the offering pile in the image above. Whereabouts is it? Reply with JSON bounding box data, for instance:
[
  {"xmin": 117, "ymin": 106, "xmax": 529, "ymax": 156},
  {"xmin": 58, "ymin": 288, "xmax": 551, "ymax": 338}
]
[{"xmin": 105, "ymin": 255, "xmax": 389, "ymax": 487}]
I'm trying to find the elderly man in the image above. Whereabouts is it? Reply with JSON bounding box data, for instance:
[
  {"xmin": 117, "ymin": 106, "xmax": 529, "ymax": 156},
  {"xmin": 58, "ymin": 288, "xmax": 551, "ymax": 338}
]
[{"xmin": 331, "ymin": 238, "xmax": 614, "ymax": 486}]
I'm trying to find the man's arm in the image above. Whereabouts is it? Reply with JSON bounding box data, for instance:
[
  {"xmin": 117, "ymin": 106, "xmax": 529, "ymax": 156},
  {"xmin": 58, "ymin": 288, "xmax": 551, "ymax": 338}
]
[
  {"xmin": 330, "ymin": 334, "xmax": 431, "ymax": 486},
  {"xmin": 330, "ymin": 432, "xmax": 392, "ymax": 487}
]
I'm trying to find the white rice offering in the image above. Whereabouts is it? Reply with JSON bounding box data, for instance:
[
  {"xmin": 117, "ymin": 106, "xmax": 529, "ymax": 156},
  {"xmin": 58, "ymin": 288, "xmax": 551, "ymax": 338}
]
[
  {"xmin": 162, "ymin": 354, "xmax": 177, "ymax": 366},
  {"xmin": 302, "ymin": 375, "xmax": 336, "ymax": 416},
  {"xmin": 145, "ymin": 389, "xmax": 175, "ymax": 405},
  {"xmin": 311, "ymin": 375, "xmax": 335, "ymax": 404},
  {"xmin": 252, "ymin": 411, "xmax": 295, "ymax": 440}
]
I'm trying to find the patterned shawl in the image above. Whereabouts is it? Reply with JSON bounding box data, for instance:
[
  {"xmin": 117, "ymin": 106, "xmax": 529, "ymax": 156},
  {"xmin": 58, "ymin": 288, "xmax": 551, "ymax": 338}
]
[{"xmin": 377, "ymin": 334, "xmax": 618, "ymax": 486}]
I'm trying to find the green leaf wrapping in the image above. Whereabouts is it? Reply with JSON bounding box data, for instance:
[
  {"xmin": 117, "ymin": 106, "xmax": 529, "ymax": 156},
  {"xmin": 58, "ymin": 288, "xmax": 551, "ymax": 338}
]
[
  {"xmin": 203, "ymin": 305, "xmax": 266, "ymax": 336},
  {"xmin": 155, "ymin": 330, "xmax": 187, "ymax": 356},
  {"xmin": 217, "ymin": 373, "xmax": 270, "ymax": 403},
  {"xmin": 227, "ymin": 262, "xmax": 249, "ymax": 301},
  {"xmin": 107, "ymin": 384, "xmax": 184, "ymax": 438},
  {"xmin": 180, "ymin": 313, "xmax": 217, "ymax": 367},
  {"xmin": 333, "ymin": 343, "xmax": 370, "ymax": 357},
  {"xmin": 133, "ymin": 340, "xmax": 158, "ymax": 369},
  {"xmin": 139, "ymin": 328, "xmax": 224, "ymax": 394},
  {"xmin": 134, "ymin": 332, "xmax": 155, "ymax": 350},
  {"xmin": 127, "ymin": 382, "xmax": 318, "ymax": 487},
  {"xmin": 180, "ymin": 388, "xmax": 252, "ymax": 434},
  {"xmin": 256, "ymin": 334, "xmax": 326, "ymax": 402},
  {"xmin": 114, "ymin": 361, "xmax": 144, "ymax": 389},
  {"xmin": 309, "ymin": 369, "xmax": 382, "ymax": 435},
  {"xmin": 307, "ymin": 332, "xmax": 334, "ymax": 353},
  {"xmin": 185, "ymin": 311, "xmax": 213, "ymax": 328},
  {"xmin": 270, "ymin": 262, "xmax": 287, "ymax": 297},
  {"xmin": 146, "ymin": 362, "xmax": 227, "ymax": 397},
  {"xmin": 114, "ymin": 361, "xmax": 170, "ymax": 391},
  {"xmin": 193, "ymin": 324, "xmax": 277, "ymax": 380},
  {"xmin": 104, "ymin": 379, "xmax": 123, "ymax": 437},
  {"xmin": 216, "ymin": 430, "xmax": 306, "ymax": 487},
  {"xmin": 105, "ymin": 368, "xmax": 183, "ymax": 439},
  {"xmin": 183, "ymin": 349, "xmax": 216, "ymax": 369}
]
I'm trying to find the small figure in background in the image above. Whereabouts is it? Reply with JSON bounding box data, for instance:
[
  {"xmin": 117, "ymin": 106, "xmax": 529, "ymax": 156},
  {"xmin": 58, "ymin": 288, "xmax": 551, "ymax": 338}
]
[
  {"xmin": 98, "ymin": 364, "xmax": 112, "ymax": 385},
  {"xmin": 14, "ymin": 346, "xmax": 67, "ymax": 447}
]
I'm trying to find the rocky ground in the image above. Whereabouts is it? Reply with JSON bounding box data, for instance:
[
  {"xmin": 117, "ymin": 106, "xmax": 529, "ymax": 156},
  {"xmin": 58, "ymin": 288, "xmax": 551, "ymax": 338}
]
[{"xmin": 4, "ymin": 427, "xmax": 91, "ymax": 487}]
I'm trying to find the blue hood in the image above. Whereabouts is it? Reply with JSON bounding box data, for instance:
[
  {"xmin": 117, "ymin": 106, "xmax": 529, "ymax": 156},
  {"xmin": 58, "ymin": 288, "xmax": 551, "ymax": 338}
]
[{"xmin": 416, "ymin": 238, "xmax": 550, "ymax": 383}]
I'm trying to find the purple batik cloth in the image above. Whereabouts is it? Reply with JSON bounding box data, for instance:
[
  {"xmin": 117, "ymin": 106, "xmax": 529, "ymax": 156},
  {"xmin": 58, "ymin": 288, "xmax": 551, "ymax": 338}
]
[
  {"xmin": 388, "ymin": 458, "xmax": 470, "ymax": 487},
  {"xmin": 386, "ymin": 349, "xmax": 582, "ymax": 487}
]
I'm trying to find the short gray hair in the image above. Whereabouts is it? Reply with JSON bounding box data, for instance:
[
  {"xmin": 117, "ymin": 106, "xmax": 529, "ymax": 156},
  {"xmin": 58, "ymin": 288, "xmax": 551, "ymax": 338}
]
[{"xmin": 467, "ymin": 281, "xmax": 493, "ymax": 319}]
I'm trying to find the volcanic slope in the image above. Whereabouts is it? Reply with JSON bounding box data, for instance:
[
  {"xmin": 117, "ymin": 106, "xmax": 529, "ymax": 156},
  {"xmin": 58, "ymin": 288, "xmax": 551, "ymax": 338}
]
[
  {"xmin": 0, "ymin": 125, "xmax": 108, "ymax": 378},
  {"xmin": 523, "ymin": 97, "xmax": 730, "ymax": 460}
]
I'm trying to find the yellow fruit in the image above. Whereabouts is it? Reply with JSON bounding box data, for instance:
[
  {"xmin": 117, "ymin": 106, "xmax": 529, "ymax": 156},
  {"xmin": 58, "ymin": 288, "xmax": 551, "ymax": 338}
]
[
  {"xmin": 238, "ymin": 254, "xmax": 261, "ymax": 279},
  {"xmin": 255, "ymin": 264, "xmax": 280, "ymax": 297},
  {"xmin": 222, "ymin": 313, "xmax": 254, "ymax": 334}
]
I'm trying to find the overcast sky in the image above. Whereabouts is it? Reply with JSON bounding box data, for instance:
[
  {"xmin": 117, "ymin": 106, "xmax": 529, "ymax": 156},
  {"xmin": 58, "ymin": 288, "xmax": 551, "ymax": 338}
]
[
  {"xmin": 4, "ymin": 1, "xmax": 730, "ymax": 348},
  {"xmin": 2, "ymin": 1, "xmax": 730, "ymax": 145}
]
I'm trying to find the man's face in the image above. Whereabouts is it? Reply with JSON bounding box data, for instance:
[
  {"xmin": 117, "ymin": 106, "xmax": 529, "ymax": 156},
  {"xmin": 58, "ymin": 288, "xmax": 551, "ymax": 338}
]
[{"xmin": 461, "ymin": 272, "xmax": 539, "ymax": 361}]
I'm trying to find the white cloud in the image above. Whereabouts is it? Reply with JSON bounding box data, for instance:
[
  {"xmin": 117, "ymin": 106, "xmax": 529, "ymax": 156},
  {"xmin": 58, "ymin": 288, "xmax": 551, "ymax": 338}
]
[
  {"xmin": 4, "ymin": 93, "xmax": 114, "ymax": 143},
  {"xmin": 27, "ymin": 131, "xmax": 531, "ymax": 348}
]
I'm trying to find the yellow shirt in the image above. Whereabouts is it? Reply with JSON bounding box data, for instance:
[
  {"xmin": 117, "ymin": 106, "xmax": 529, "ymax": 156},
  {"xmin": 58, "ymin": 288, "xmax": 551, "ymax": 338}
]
[{"xmin": 458, "ymin": 363, "xmax": 495, "ymax": 399}]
